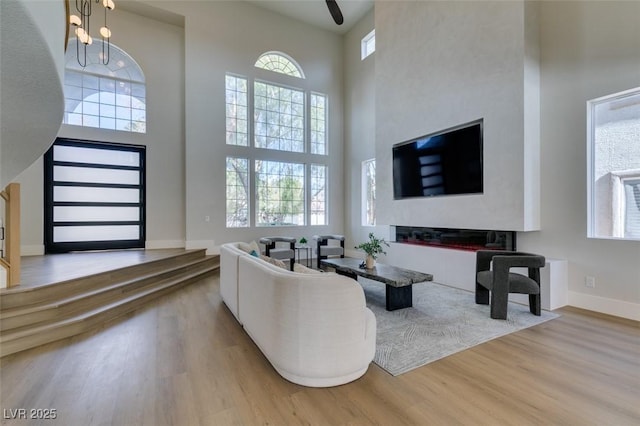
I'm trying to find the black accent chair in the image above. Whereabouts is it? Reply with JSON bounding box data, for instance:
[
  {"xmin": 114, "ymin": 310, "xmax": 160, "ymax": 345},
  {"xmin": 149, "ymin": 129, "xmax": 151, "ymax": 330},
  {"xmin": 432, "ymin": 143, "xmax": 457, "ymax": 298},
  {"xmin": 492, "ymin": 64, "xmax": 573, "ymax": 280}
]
[
  {"xmin": 475, "ymin": 250, "xmax": 546, "ymax": 320},
  {"xmin": 259, "ymin": 237, "xmax": 296, "ymax": 271},
  {"xmin": 313, "ymin": 235, "xmax": 345, "ymax": 269}
]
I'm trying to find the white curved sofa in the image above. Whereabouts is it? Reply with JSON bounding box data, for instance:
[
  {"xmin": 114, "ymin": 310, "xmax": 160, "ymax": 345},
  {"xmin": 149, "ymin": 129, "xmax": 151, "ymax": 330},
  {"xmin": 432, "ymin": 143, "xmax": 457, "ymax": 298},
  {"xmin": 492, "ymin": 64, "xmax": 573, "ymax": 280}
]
[{"xmin": 220, "ymin": 242, "xmax": 376, "ymax": 387}]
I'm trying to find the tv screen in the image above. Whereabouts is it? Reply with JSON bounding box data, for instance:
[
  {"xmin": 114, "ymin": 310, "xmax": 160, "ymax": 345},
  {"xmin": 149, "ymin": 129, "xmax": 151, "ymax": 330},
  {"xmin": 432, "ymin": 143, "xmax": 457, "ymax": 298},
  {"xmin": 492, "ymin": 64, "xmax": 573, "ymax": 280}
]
[{"xmin": 393, "ymin": 120, "xmax": 483, "ymax": 199}]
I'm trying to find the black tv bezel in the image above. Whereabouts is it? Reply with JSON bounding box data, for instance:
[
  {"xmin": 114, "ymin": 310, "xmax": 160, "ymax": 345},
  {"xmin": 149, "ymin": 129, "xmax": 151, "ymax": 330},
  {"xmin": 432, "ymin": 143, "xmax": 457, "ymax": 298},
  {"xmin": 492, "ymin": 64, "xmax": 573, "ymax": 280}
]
[{"xmin": 392, "ymin": 119, "xmax": 484, "ymax": 200}]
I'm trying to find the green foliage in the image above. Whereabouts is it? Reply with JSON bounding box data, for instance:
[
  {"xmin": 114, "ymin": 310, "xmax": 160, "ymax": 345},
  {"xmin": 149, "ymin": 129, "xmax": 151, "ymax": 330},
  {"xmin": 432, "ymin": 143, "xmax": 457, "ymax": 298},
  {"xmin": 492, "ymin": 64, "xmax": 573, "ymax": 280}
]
[{"xmin": 355, "ymin": 232, "xmax": 389, "ymax": 259}]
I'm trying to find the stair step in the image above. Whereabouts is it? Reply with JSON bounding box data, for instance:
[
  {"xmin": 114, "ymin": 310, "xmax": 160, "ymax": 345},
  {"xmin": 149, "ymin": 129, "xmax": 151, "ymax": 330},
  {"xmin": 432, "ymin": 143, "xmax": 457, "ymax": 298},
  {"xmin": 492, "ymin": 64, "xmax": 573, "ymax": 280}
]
[
  {"xmin": 0, "ymin": 261, "xmax": 219, "ymax": 357},
  {"xmin": 0, "ymin": 256, "xmax": 220, "ymax": 332},
  {"xmin": 0, "ymin": 249, "xmax": 208, "ymax": 310}
]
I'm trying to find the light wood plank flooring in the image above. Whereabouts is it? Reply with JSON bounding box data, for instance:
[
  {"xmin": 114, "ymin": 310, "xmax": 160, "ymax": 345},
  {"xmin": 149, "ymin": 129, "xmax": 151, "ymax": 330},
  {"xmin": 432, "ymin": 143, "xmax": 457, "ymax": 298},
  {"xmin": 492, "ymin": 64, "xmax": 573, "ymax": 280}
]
[
  {"xmin": 1, "ymin": 272, "xmax": 638, "ymax": 425},
  {"xmin": 15, "ymin": 249, "xmax": 188, "ymax": 289}
]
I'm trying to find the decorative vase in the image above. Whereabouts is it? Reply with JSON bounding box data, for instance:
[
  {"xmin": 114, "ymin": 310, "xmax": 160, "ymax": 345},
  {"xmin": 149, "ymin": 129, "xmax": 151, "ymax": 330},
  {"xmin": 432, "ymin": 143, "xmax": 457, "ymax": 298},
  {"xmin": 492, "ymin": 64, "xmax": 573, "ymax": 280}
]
[{"xmin": 365, "ymin": 255, "xmax": 375, "ymax": 269}]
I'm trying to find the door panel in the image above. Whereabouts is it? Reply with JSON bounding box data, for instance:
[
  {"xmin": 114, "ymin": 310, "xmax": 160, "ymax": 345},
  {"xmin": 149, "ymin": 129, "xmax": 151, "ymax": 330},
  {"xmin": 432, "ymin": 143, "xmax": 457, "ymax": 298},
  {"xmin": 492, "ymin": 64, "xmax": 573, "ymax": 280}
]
[{"xmin": 44, "ymin": 138, "xmax": 146, "ymax": 253}]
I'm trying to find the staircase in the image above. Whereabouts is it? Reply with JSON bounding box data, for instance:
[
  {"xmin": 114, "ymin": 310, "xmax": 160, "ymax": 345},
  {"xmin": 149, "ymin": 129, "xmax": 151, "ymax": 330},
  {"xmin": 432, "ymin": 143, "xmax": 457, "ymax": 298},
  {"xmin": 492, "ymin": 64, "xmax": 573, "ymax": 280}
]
[{"xmin": 0, "ymin": 249, "xmax": 219, "ymax": 357}]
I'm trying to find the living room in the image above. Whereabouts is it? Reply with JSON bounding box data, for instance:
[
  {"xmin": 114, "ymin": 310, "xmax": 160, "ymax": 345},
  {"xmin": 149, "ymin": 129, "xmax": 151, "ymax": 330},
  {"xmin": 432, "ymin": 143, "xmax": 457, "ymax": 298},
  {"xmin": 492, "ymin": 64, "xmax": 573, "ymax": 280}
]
[
  {"xmin": 6, "ymin": 0, "xmax": 639, "ymax": 321},
  {"xmin": 0, "ymin": 0, "xmax": 638, "ymax": 424}
]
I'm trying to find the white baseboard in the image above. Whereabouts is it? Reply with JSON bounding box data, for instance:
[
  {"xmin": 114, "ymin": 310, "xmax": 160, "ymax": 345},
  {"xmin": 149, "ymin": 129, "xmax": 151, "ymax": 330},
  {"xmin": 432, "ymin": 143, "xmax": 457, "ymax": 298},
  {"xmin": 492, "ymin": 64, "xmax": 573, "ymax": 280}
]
[
  {"xmin": 146, "ymin": 240, "xmax": 185, "ymax": 250},
  {"xmin": 22, "ymin": 245, "xmax": 44, "ymax": 256},
  {"xmin": 185, "ymin": 240, "xmax": 216, "ymax": 255},
  {"xmin": 568, "ymin": 291, "xmax": 640, "ymax": 321}
]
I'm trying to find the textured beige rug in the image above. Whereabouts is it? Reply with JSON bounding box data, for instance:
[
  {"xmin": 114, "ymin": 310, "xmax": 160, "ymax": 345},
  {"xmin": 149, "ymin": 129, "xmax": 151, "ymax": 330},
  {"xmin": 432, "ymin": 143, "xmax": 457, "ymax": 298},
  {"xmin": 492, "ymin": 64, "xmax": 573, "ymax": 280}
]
[{"xmin": 360, "ymin": 279, "xmax": 560, "ymax": 376}]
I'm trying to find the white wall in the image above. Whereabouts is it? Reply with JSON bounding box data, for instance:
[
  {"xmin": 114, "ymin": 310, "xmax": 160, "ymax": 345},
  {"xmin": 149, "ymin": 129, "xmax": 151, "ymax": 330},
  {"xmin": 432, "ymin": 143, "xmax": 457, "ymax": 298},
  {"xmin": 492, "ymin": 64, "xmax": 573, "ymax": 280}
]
[
  {"xmin": 15, "ymin": 5, "xmax": 186, "ymax": 253},
  {"xmin": 157, "ymin": 1, "xmax": 345, "ymax": 252},
  {"xmin": 519, "ymin": 0, "xmax": 640, "ymax": 319},
  {"xmin": 357, "ymin": 0, "xmax": 639, "ymax": 320},
  {"xmin": 16, "ymin": 1, "xmax": 346, "ymax": 257},
  {"xmin": 375, "ymin": 0, "xmax": 540, "ymax": 233},
  {"xmin": 344, "ymin": 10, "xmax": 388, "ymax": 257}
]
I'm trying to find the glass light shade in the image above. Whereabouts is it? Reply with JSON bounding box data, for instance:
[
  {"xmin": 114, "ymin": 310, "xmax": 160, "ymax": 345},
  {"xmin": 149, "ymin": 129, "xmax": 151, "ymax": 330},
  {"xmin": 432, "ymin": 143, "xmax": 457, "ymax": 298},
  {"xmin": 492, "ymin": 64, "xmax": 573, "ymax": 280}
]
[
  {"xmin": 75, "ymin": 27, "xmax": 86, "ymax": 38},
  {"xmin": 103, "ymin": 0, "xmax": 115, "ymax": 10},
  {"xmin": 70, "ymin": 14, "xmax": 81, "ymax": 26},
  {"xmin": 86, "ymin": 35, "xmax": 93, "ymax": 46},
  {"xmin": 100, "ymin": 26, "xmax": 112, "ymax": 38}
]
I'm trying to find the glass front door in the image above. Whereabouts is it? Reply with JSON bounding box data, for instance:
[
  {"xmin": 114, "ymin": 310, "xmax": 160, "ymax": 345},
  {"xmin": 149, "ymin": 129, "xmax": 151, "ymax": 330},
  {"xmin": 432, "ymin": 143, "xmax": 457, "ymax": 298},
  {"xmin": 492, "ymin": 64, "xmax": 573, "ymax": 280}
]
[{"xmin": 44, "ymin": 138, "xmax": 146, "ymax": 253}]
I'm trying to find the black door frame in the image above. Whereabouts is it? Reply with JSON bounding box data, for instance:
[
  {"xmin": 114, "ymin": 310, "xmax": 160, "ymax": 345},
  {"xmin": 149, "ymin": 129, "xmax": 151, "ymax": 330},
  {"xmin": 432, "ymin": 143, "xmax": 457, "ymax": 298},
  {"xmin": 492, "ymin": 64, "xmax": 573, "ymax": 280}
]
[{"xmin": 44, "ymin": 138, "xmax": 146, "ymax": 254}]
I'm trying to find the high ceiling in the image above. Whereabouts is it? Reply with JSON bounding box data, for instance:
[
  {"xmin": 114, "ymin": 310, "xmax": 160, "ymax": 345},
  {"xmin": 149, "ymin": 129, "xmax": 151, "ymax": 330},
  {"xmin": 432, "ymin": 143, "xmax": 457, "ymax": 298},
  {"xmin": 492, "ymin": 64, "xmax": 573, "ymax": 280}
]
[{"xmin": 246, "ymin": 0, "xmax": 373, "ymax": 34}]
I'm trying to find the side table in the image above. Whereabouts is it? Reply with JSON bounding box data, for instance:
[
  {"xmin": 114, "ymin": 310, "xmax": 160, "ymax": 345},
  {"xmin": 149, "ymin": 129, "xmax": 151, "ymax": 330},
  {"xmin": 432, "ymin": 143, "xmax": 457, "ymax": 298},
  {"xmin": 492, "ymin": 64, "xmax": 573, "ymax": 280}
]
[{"xmin": 294, "ymin": 244, "xmax": 312, "ymax": 267}]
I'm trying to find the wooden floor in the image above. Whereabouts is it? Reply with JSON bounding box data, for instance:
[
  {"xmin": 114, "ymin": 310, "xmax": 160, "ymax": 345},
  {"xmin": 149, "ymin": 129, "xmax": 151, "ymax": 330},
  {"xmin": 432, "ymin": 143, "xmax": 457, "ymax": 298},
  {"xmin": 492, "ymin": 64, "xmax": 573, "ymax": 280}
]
[
  {"xmin": 0, "ymin": 272, "xmax": 638, "ymax": 425},
  {"xmin": 13, "ymin": 249, "xmax": 188, "ymax": 289}
]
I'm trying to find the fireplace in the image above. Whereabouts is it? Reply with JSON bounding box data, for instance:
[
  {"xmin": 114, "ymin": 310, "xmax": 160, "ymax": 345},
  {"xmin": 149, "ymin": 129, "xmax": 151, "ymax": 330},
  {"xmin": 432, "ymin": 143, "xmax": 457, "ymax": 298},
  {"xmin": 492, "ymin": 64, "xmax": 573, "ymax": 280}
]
[{"xmin": 393, "ymin": 226, "xmax": 516, "ymax": 252}]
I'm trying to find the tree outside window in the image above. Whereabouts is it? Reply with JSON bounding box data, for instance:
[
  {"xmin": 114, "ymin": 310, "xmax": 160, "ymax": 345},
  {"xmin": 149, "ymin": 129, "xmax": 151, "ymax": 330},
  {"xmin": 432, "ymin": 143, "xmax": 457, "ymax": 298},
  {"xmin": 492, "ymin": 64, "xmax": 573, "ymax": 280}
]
[{"xmin": 362, "ymin": 159, "xmax": 376, "ymax": 226}]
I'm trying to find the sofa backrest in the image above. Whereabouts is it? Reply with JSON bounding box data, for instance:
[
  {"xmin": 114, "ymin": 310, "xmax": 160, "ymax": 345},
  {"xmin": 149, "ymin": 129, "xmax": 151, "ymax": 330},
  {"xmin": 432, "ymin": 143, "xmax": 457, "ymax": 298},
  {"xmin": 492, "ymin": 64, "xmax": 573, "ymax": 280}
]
[
  {"xmin": 220, "ymin": 242, "xmax": 247, "ymax": 323},
  {"xmin": 237, "ymin": 254, "xmax": 370, "ymax": 377}
]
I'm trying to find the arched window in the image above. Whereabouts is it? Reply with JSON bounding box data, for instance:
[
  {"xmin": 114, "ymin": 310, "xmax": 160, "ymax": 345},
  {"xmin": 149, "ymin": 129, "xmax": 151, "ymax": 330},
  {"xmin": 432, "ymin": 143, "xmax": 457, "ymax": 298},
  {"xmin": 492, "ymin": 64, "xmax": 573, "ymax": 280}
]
[
  {"xmin": 63, "ymin": 39, "xmax": 146, "ymax": 133},
  {"xmin": 254, "ymin": 51, "xmax": 305, "ymax": 79}
]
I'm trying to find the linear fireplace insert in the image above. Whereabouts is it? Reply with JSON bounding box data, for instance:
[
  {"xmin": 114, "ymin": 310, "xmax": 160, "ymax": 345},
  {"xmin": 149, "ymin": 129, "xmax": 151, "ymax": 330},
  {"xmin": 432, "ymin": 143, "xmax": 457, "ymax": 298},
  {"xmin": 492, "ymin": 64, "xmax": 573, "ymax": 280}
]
[{"xmin": 393, "ymin": 226, "xmax": 516, "ymax": 252}]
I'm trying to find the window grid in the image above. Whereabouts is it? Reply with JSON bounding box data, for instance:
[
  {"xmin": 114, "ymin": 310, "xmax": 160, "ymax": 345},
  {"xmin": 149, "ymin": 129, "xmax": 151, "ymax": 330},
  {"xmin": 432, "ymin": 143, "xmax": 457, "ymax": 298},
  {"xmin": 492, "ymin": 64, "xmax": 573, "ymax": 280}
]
[
  {"xmin": 255, "ymin": 52, "xmax": 304, "ymax": 78},
  {"xmin": 225, "ymin": 74, "xmax": 249, "ymax": 146},
  {"xmin": 64, "ymin": 70, "xmax": 146, "ymax": 133},
  {"xmin": 254, "ymin": 81, "xmax": 305, "ymax": 153},
  {"xmin": 226, "ymin": 157, "xmax": 250, "ymax": 227},
  {"xmin": 310, "ymin": 93, "xmax": 327, "ymax": 155},
  {"xmin": 310, "ymin": 164, "xmax": 327, "ymax": 226},
  {"xmin": 255, "ymin": 160, "xmax": 305, "ymax": 226},
  {"xmin": 362, "ymin": 159, "xmax": 376, "ymax": 226}
]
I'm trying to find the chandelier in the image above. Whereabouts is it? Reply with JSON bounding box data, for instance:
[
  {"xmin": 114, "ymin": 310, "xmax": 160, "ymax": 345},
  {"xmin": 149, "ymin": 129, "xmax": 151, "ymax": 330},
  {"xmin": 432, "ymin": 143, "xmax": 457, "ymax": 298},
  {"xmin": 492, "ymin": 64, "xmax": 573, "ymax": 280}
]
[{"xmin": 69, "ymin": 0, "xmax": 115, "ymax": 67}]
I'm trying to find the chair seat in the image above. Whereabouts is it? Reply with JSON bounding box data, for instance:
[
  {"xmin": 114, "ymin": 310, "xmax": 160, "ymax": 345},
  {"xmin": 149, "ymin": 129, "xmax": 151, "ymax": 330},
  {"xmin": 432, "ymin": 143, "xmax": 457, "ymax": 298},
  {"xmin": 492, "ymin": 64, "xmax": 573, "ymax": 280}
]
[
  {"xmin": 476, "ymin": 271, "xmax": 540, "ymax": 294},
  {"xmin": 319, "ymin": 246, "xmax": 343, "ymax": 257},
  {"xmin": 269, "ymin": 248, "xmax": 294, "ymax": 260}
]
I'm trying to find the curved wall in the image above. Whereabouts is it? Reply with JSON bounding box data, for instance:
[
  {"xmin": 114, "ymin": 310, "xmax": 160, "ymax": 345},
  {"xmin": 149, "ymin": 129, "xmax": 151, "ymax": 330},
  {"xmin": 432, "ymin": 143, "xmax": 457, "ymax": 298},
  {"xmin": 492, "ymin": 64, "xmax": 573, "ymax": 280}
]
[{"xmin": 0, "ymin": 0, "xmax": 65, "ymax": 187}]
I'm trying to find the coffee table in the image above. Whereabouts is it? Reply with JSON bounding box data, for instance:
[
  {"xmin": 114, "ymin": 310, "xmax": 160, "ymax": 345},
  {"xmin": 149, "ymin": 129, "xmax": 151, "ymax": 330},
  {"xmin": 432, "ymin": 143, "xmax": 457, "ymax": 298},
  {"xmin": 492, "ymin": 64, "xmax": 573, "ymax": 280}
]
[{"xmin": 321, "ymin": 258, "xmax": 433, "ymax": 311}]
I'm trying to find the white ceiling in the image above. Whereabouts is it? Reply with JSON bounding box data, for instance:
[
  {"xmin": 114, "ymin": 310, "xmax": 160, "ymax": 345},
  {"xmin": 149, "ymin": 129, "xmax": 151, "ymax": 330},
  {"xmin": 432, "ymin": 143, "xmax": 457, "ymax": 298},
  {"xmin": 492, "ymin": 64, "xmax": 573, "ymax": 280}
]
[{"xmin": 246, "ymin": 0, "xmax": 373, "ymax": 34}]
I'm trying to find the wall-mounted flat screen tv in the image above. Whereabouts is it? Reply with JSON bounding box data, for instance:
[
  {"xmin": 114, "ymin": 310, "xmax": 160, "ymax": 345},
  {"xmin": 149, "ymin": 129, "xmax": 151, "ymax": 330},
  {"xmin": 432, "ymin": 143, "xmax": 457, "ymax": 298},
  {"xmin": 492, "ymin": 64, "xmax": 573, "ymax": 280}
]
[{"xmin": 393, "ymin": 119, "xmax": 483, "ymax": 199}]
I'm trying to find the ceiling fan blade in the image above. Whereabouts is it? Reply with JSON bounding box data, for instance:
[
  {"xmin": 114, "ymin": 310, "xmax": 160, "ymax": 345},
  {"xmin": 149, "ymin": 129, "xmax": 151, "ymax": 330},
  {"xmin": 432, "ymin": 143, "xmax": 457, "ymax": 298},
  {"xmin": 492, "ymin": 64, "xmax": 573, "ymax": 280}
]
[{"xmin": 325, "ymin": 0, "xmax": 344, "ymax": 25}]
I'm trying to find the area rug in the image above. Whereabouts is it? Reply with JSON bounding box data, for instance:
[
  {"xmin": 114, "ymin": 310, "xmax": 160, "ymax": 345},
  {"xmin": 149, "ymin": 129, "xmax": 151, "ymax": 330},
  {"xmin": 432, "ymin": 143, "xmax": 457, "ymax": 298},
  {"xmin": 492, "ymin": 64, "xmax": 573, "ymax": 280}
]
[{"xmin": 360, "ymin": 279, "xmax": 559, "ymax": 376}]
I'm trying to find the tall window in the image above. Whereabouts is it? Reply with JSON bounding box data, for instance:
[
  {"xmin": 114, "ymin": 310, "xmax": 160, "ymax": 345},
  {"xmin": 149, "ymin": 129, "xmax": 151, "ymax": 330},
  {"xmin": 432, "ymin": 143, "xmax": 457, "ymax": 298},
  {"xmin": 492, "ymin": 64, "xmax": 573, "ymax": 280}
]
[
  {"xmin": 310, "ymin": 93, "xmax": 327, "ymax": 155},
  {"xmin": 63, "ymin": 40, "xmax": 146, "ymax": 133},
  {"xmin": 587, "ymin": 87, "xmax": 640, "ymax": 240},
  {"xmin": 224, "ymin": 51, "xmax": 328, "ymax": 228},
  {"xmin": 255, "ymin": 161, "xmax": 305, "ymax": 226},
  {"xmin": 225, "ymin": 75, "xmax": 248, "ymax": 146},
  {"xmin": 362, "ymin": 159, "xmax": 376, "ymax": 226},
  {"xmin": 226, "ymin": 157, "xmax": 249, "ymax": 227},
  {"xmin": 310, "ymin": 164, "xmax": 327, "ymax": 225}
]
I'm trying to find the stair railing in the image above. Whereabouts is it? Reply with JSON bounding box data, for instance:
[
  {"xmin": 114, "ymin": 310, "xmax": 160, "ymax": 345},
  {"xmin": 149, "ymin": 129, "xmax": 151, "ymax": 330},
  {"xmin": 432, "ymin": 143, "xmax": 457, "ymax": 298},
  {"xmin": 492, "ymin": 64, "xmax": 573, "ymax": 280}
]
[{"xmin": 1, "ymin": 183, "xmax": 21, "ymax": 288}]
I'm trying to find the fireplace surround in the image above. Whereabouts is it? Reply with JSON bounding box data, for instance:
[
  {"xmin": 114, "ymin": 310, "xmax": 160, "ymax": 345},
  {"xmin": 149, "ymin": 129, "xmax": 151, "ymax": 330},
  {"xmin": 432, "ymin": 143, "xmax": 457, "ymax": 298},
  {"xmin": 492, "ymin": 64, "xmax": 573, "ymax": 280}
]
[{"xmin": 393, "ymin": 226, "xmax": 516, "ymax": 252}]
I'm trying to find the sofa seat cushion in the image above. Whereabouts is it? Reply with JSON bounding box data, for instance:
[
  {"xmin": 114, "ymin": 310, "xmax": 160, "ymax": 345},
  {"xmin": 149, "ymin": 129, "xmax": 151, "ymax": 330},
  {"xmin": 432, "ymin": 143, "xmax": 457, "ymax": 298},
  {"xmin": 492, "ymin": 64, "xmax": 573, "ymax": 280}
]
[
  {"xmin": 476, "ymin": 271, "xmax": 540, "ymax": 294},
  {"xmin": 320, "ymin": 246, "xmax": 343, "ymax": 256},
  {"xmin": 269, "ymin": 248, "xmax": 294, "ymax": 259}
]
